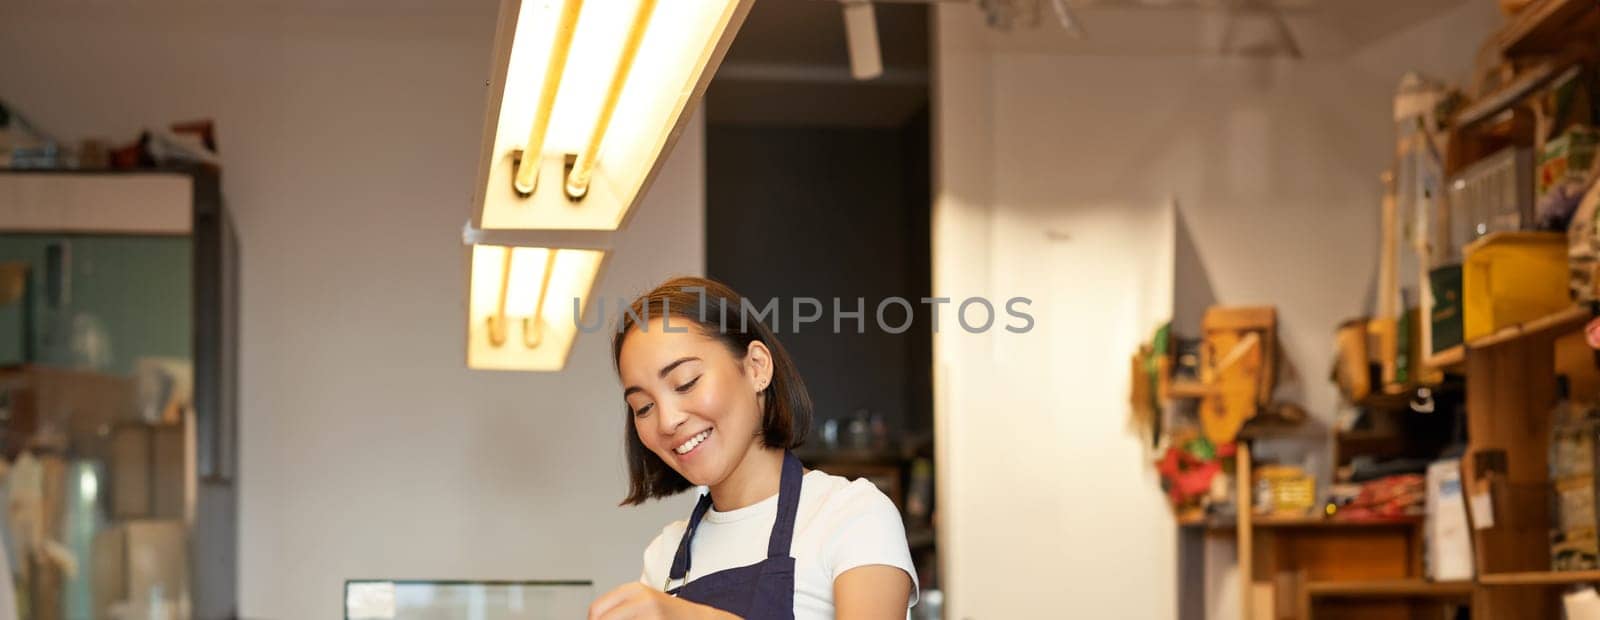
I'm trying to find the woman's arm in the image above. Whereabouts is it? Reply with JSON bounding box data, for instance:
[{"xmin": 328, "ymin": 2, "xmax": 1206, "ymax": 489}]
[
  {"xmin": 834, "ymin": 564, "xmax": 914, "ymax": 620},
  {"xmin": 588, "ymin": 582, "xmax": 741, "ymax": 620}
]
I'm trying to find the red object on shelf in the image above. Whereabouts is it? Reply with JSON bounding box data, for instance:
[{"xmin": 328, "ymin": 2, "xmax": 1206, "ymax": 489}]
[
  {"xmin": 1173, "ymin": 462, "xmax": 1221, "ymax": 499},
  {"xmin": 1337, "ymin": 474, "xmax": 1426, "ymax": 520},
  {"xmin": 1157, "ymin": 439, "xmax": 1231, "ymax": 508}
]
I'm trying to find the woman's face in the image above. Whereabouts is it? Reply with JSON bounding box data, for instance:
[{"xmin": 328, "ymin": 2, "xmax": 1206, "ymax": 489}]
[{"xmin": 619, "ymin": 317, "xmax": 773, "ymax": 488}]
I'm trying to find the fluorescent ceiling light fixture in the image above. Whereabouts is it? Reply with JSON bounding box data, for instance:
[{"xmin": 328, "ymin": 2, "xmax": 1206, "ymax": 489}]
[
  {"xmin": 466, "ymin": 244, "xmax": 607, "ymax": 371},
  {"xmin": 471, "ymin": 0, "xmax": 753, "ymax": 231}
]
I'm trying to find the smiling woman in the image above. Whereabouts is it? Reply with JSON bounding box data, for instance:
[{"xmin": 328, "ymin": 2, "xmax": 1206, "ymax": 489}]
[{"xmin": 589, "ymin": 276, "xmax": 917, "ymax": 620}]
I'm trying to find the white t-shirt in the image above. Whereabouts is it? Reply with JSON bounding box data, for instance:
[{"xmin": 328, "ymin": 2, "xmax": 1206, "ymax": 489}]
[{"xmin": 639, "ymin": 470, "xmax": 919, "ymax": 619}]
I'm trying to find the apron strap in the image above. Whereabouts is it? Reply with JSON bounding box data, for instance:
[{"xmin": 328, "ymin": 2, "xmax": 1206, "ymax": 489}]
[
  {"xmin": 667, "ymin": 492, "xmax": 715, "ymax": 581},
  {"xmin": 665, "ymin": 451, "xmax": 805, "ymax": 582},
  {"xmin": 766, "ymin": 451, "xmax": 803, "ymax": 559}
]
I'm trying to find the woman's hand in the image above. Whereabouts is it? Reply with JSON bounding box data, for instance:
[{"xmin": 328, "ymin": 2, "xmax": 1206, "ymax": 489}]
[{"xmin": 587, "ymin": 582, "xmax": 741, "ymax": 620}]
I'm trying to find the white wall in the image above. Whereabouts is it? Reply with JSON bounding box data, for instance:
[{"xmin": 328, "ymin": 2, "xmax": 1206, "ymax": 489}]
[
  {"xmin": 933, "ymin": 2, "xmax": 1496, "ymax": 618},
  {"xmin": 1, "ymin": 2, "xmax": 702, "ymax": 617}
]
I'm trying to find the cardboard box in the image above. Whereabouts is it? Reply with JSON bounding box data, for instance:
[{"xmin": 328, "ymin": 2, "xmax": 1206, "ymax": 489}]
[
  {"xmin": 110, "ymin": 423, "xmax": 187, "ymax": 520},
  {"xmin": 92, "ymin": 520, "xmax": 188, "ymax": 620},
  {"xmin": 0, "ymin": 365, "xmax": 138, "ymax": 460}
]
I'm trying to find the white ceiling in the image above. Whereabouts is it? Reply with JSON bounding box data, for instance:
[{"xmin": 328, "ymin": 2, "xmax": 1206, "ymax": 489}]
[
  {"xmin": 970, "ymin": 0, "xmax": 1468, "ymax": 56},
  {"xmin": 721, "ymin": 0, "xmax": 1466, "ymax": 61},
  {"xmin": 712, "ymin": 0, "xmax": 1467, "ymax": 127}
]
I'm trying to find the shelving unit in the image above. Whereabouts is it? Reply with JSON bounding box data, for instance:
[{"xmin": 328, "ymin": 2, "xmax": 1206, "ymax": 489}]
[
  {"xmin": 1150, "ymin": 0, "xmax": 1600, "ymax": 612},
  {"xmin": 1181, "ymin": 505, "xmax": 1469, "ymax": 618},
  {"xmin": 1495, "ymin": 0, "xmax": 1600, "ymax": 57},
  {"xmin": 1456, "ymin": 304, "xmax": 1598, "ymax": 617},
  {"xmin": 1176, "ymin": 440, "xmax": 1440, "ymax": 619},
  {"xmin": 1299, "ymin": 579, "xmax": 1474, "ymax": 620},
  {"xmin": 1172, "ymin": 306, "xmax": 1600, "ymax": 616},
  {"xmin": 1480, "ymin": 569, "xmax": 1600, "ymax": 586},
  {"xmin": 1164, "ymin": 3, "xmax": 1600, "ymax": 618},
  {"xmin": 1178, "ymin": 285, "xmax": 1598, "ymax": 620},
  {"xmin": 1432, "ymin": 8, "xmax": 1600, "ymax": 612}
]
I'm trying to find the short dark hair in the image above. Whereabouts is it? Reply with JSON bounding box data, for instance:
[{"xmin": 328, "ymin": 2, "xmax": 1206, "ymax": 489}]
[{"xmin": 612, "ymin": 276, "xmax": 812, "ymax": 505}]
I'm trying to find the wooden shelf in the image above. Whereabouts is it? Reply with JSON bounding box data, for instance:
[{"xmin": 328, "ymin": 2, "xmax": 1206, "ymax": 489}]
[
  {"xmin": 1424, "ymin": 345, "xmax": 1464, "ymax": 371},
  {"xmin": 1181, "ymin": 514, "xmax": 1421, "ymax": 532},
  {"xmin": 1424, "ymin": 305, "xmax": 1592, "ymax": 371},
  {"xmin": 1469, "ymin": 304, "xmax": 1591, "ymax": 349},
  {"xmin": 1496, "ymin": 0, "xmax": 1600, "ymax": 57},
  {"xmin": 1306, "ymin": 579, "xmax": 1474, "ymax": 598},
  {"xmin": 1480, "ymin": 569, "xmax": 1600, "ymax": 586},
  {"xmin": 1356, "ymin": 386, "xmax": 1434, "ymax": 410},
  {"xmin": 1455, "ymin": 60, "xmax": 1568, "ymax": 128},
  {"xmin": 1254, "ymin": 514, "xmax": 1422, "ymax": 529}
]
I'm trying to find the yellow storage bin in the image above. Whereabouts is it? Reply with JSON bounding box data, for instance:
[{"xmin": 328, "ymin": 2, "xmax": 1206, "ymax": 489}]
[{"xmin": 1463, "ymin": 232, "xmax": 1570, "ymax": 341}]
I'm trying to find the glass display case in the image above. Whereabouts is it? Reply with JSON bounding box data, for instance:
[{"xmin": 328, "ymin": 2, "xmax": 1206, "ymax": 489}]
[
  {"xmin": 0, "ymin": 168, "xmax": 238, "ymax": 620},
  {"xmin": 345, "ymin": 581, "xmax": 592, "ymax": 620}
]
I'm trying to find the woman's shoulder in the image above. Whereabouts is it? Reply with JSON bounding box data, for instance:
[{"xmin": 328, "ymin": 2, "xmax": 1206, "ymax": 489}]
[
  {"xmin": 640, "ymin": 517, "xmax": 690, "ymax": 588},
  {"xmin": 802, "ymin": 469, "xmax": 901, "ymax": 521},
  {"xmin": 801, "ymin": 470, "xmax": 918, "ymax": 593},
  {"xmin": 644, "ymin": 517, "xmax": 690, "ymax": 558}
]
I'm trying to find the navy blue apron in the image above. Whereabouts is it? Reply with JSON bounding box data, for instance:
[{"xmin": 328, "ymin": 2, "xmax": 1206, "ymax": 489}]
[{"xmin": 665, "ymin": 451, "xmax": 802, "ymax": 619}]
